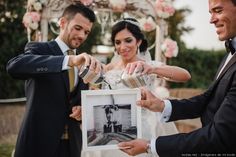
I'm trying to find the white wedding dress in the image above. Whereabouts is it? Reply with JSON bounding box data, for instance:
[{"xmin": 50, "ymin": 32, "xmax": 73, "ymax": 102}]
[{"xmin": 81, "ymin": 66, "xmax": 178, "ymax": 157}]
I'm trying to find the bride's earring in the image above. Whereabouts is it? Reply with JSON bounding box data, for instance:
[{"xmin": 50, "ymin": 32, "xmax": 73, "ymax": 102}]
[
  {"xmin": 137, "ymin": 46, "xmax": 141, "ymax": 59},
  {"xmin": 137, "ymin": 46, "xmax": 140, "ymax": 55}
]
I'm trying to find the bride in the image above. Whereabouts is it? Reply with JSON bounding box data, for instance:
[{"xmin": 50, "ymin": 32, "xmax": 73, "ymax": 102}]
[{"xmin": 82, "ymin": 18, "xmax": 191, "ymax": 157}]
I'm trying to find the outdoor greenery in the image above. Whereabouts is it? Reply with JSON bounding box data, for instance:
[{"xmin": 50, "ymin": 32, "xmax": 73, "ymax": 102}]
[
  {"xmin": 0, "ymin": 144, "xmax": 14, "ymax": 157},
  {"xmin": 167, "ymin": 7, "xmax": 194, "ymax": 50},
  {"xmin": 168, "ymin": 48, "xmax": 225, "ymax": 89},
  {"xmin": 0, "ymin": 0, "xmax": 27, "ymax": 99}
]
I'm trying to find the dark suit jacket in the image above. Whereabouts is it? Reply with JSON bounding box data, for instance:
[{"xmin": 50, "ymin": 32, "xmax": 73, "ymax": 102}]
[
  {"xmin": 7, "ymin": 41, "xmax": 88, "ymax": 157},
  {"xmin": 155, "ymin": 53, "xmax": 236, "ymax": 156}
]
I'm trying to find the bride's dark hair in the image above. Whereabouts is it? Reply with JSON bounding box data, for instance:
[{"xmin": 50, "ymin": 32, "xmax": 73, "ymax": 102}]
[{"xmin": 111, "ymin": 18, "xmax": 148, "ymax": 54}]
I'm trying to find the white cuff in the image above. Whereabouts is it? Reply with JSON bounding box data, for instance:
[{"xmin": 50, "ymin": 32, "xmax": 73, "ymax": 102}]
[
  {"xmin": 150, "ymin": 138, "xmax": 158, "ymax": 155},
  {"xmin": 160, "ymin": 100, "xmax": 172, "ymax": 122},
  {"xmin": 62, "ymin": 56, "xmax": 70, "ymax": 70}
]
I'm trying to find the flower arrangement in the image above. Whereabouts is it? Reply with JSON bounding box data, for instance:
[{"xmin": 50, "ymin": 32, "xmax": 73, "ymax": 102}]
[
  {"xmin": 161, "ymin": 38, "xmax": 178, "ymax": 58},
  {"xmin": 24, "ymin": 0, "xmax": 43, "ymax": 24},
  {"xmin": 138, "ymin": 17, "xmax": 156, "ymax": 32},
  {"xmin": 155, "ymin": 0, "xmax": 175, "ymax": 19},
  {"xmin": 22, "ymin": 0, "xmax": 43, "ymax": 41},
  {"xmin": 23, "ymin": 12, "xmax": 41, "ymax": 30}
]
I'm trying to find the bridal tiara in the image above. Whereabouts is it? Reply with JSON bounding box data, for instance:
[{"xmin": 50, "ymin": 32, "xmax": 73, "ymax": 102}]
[{"xmin": 113, "ymin": 19, "xmax": 141, "ymax": 28}]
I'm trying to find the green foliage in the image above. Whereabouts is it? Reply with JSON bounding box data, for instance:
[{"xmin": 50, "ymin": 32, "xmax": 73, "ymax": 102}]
[
  {"xmin": 0, "ymin": 144, "xmax": 14, "ymax": 157},
  {"xmin": 167, "ymin": 7, "xmax": 194, "ymax": 50},
  {"xmin": 168, "ymin": 48, "xmax": 225, "ymax": 89},
  {"xmin": 0, "ymin": 0, "xmax": 27, "ymax": 99},
  {"xmin": 165, "ymin": 6, "xmax": 226, "ymax": 89}
]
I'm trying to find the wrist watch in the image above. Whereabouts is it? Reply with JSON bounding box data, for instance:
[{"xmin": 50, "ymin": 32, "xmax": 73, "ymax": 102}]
[{"xmin": 146, "ymin": 141, "xmax": 151, "ymax": 154}]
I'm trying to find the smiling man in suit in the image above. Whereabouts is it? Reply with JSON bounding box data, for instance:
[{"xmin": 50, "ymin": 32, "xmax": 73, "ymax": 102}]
[
  {"xmin": 118, "ymin": 0, "xmax": 236, "ymax": 156},
  {"xmin": 7, "ymin": 3, "xmax": 102, "ymax": 157}
]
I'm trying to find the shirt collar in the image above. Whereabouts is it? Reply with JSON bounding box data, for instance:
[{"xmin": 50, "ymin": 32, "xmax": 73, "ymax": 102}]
[
  {"xmin": 55, "ymin": 37, "xmax": 75, "ymax": 55},
  {"xmin": 232, "ymin": 37, "xmax": 236, "ymax": 50}
]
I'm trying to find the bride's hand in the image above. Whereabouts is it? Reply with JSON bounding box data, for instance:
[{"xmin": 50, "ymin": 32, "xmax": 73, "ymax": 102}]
[{"xmin": 125, "ymin": 61, "xmax": 153, "ymax": 75}]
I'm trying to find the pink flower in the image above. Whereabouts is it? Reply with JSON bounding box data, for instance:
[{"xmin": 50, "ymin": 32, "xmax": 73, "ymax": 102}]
[
  {"xmin": 161, "ymin": 38, "xmax": 178, "ymax": 58},
  {"xmin": 139, "ymin": 17, "xmax": 156, "ymax": 32},
  {"xmin": 22, "ymin": 12, "xmax": 41, "ymax": 30},
  {"xmin": 155, "ymin": 0, "xmax": 175, "ymax": 18},
  {"xmin": 80, "ymin": 0, "xmax": 93, "ymax": 6}
]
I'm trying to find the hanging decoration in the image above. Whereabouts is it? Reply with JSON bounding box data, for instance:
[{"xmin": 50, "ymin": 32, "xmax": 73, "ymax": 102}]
[{"xmin": 22, "ymin": 0, "xmax": 44, "ymax": 41}]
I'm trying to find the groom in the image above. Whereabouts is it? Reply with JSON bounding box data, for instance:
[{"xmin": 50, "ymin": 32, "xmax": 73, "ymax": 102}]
[
  {"xmin": 119, "ymin": 0, "xmax": 236, "ymax": 156},
  {"xmin": 7, "ymin": 3, "xmax": 102, "ymax": 157}
]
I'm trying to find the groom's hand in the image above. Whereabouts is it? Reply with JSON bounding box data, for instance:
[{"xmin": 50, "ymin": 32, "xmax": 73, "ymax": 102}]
[
  {"xmin": 69, "ymin": 106, "xmax": 82, "ymax": 121},
  {"xmin": 118, "ymin": 139, "xmax": 149, "ymax": 156},
  {"xmin": 137, "ymin": 88, "xmax": 165, "ymax": 112}
]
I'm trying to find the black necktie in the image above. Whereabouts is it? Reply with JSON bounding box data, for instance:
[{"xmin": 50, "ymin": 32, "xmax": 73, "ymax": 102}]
[{"xmin": 225, "ymin": 39, "xmax": 235, "ymax": 55}]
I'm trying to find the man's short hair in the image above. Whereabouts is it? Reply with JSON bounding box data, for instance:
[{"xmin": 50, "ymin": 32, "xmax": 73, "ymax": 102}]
[{"xmin": 62, "ymin": 2, "xmax": 96, "ymax": 23}]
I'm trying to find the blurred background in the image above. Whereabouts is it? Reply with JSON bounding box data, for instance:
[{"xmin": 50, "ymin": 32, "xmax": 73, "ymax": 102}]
[{"xmin": 0, "ymin": 0, "xmax": 225, "ymax": 156}]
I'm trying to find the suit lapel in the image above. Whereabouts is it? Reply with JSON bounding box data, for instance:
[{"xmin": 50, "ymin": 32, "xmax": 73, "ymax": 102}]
[
  {"xmin": 208, "ymin": 53, "xmax": 236, "ymax": 92},
  {"xmin": 214, "ymin": 54, "xmax": 228, "ymax": 80},
  {"xmin": 216, "ymin": 54, "xmax": 236, "ymax": 81},
  {"xmin": 48, "ymin": 40, "xmax": 64, "ymax": 55},
  {"xmin": 48, "ymin": 40, "xmax": 70, "ymax": 94}
]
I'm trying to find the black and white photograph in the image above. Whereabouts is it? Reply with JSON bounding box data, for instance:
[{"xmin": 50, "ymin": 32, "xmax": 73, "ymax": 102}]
[{"xmin": 81, "ymin": 89, "xmax": 141, "ymax": 151}]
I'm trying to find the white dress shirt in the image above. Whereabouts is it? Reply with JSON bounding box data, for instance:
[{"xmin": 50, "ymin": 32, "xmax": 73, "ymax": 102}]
[
  {"xmin": 216, "ymin": 37, "xmax": 236, "ymax": 79},
  {"xmin": 55, "ymin": 37, "xmax": 78, "ymax": 86}
]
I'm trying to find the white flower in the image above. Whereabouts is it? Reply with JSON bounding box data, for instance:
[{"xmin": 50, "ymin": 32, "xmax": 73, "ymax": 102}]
[
  {"xmin": 29, "ymin": 21, "xmax": 39, "ymax": 30},
  {"xmin": 109, "ymin": 0, "xmax": 126, "ymax": 12},
  {"xmin": 1, "ymin": 18, "xmax": 5, "ymax": 23},
  {"xmin": 33, "ymin": 2, "xmax": 42, "ymax": 11},
  {"xmin": 23, "ymin": 12, "xmax": 41, "ymax": 30},
  {"xmin": 13, "ymin": 14, "xmax": 18, "ymax": 19},
  {"xmin": 28, "ymin": 0, "xmax": 43, "ymax": 11},
  {"xmin": 5, "ymin": 11, "xmax": 11, "ymax": 18},
  {"xmin": 161, "ymin": 38, "xmax": 178, "ymax": 58},
  {"xmin": 138, "ymin": 17, "xmax": 156, "ymax": 32}
]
